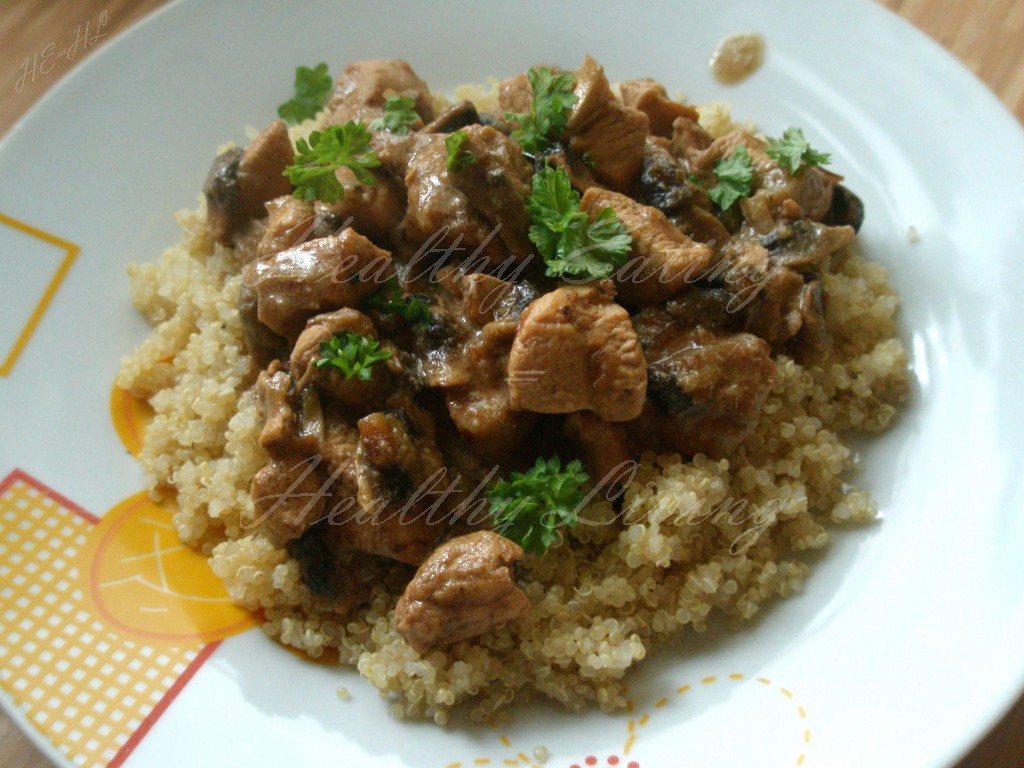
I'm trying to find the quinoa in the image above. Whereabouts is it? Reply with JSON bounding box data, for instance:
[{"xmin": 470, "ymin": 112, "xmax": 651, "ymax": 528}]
[{"xmin": 116, "ymin": 103, "xmax": 908, "ymax": 725}]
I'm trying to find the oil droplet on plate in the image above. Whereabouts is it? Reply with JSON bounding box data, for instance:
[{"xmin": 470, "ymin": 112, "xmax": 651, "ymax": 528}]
[{"xmin": 710, "ymin": 32, "xmax": 765, "ymax": 84}]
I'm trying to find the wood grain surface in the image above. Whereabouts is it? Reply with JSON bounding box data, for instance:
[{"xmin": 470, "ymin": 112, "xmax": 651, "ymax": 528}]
[{"xmin": 0, "ymin": 1, "xmax": 1021, "ymax": 767}]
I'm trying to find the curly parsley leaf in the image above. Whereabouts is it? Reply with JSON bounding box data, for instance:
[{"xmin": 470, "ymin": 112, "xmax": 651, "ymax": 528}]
[
  {"xmin": 277, "ymin": 63, "xmax": 333, "ymax": 124},
  {"xmin": 366, "ymin": 275, "xmax": 432, "ymax": 325},
  {"xmin": 313, "ymin": 332, "xmax": 391, "ymax": 381},
  {"xmin": 507, "ymin": 67, "xmax": 577, "ymax": 156},
  {"xmin": 444, "ymin": 129, "xmax": 476, "ymax": 172},
  {"xmin": 284, "ymin": 122, "xmax": 380, "ymax": 203},
  {"xmin": 487, "ymin": 456, "xmax": 589, "ymax": 556},
  {"xmin": 708, "ymin": 144, "xmax": 756, "ymax": 211},
  {"xmin": 526, "ymin": 165, "xmax": 631, "ymax": 280},
  {"xmin": 765, "ymin": 126, "xmax": 831, "ymax": 174},
  {"xmin": 369, "ymin": 95, "xmax": 420, "ymax": 135}
]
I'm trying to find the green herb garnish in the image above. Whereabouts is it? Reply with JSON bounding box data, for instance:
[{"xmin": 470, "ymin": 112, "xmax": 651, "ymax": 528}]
[
  {"xmin": 367, "ymin": 275, "xmax": 432, "ymax": 325},
  {"xmin": 284, "ymin": 122, "xmax": 380, "ymax": 203},
  {"xmin": 487, "ymin": 456, "xmax": 589, "ymax": 556},
  {"xmin": 444, "ymin": 129, "xmax": 476, "ymax": 172},
  {"xmin": 765, "ymin": 126, "xmax": 831, "ymax": 174},
  {"xmin": 708, "ymin": 144, "xmax": 756, "ymax": 211},
  {"xmin": 526, "ymin": 165, "xmax": 631, "ymax": 280},
  {"xmin": 507, "ymin": 67, "xmax": 578, "ymax": 156},
  {"xmin": 313, "ymin": 332, "xmax": 391, "ymax": 381},
  {"xmin": 277, "ymin": 63, "xmax": 333, "ymax": 124},
  {"xmin": 369, "ymin": 95, "xmax": 420, "ymax": 135}
]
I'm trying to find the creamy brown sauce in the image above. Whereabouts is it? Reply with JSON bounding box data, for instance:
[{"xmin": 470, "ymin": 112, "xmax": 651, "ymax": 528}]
[{"xmin": 710, "ymin": 32, "xmax": 765, "ymax": 84}]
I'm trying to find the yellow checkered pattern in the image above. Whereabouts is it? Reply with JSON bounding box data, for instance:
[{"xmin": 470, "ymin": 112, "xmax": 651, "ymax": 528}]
[{"xmin": 0, "ymin": 474, "xmax": 200, "ymax": 768}]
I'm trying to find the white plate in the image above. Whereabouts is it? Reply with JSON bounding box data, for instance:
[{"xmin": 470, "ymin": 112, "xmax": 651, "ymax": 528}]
[{"xmin": 2, "ymin": 1, "xmax": 1023, "ymax": 766}]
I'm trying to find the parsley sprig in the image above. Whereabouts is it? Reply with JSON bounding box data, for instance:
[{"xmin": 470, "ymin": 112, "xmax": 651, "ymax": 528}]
[
  {"xmin": 444, "ymin": 129, "xmax": 476, "ymax": 172},
  {"xmin": 277, "ymin": 63, "xmax": 333, "ymax": 124},
  {"xmin": 367, "ymin": 275, "xmax": 432, "ymax": 325},
  {"xmin": 527, "ymin": 165, "xmax": 632, "ymax": 280},
  {"xmin": 284, "ymin": 122, "xmax": 380, "ymax": 203},
  {"xmin": 369, "ymin": 95, "xmax": 420, "ymax": 135},
  {"xmin": 487, "ymin": 456, "xmax": 589, "ymax": 556},
  {"xmin": 313, "ymin": 332, "xmax": 391, "ymax": 381},
  {"xmin": 765, "ymin": 127, "xmax": 831, "ymax": 174},
  {"xmin": 507, "ymin": 67, "xmax": 577, "ymax": 156},
  {"xmin": 708, "ymin": 145, "xmax": 756, "ymax": 211}
]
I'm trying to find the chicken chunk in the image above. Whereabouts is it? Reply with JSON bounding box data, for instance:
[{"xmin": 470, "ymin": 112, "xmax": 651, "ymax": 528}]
[
  {"xmin": 342, "ymin": 409, "xmax": 450, "ymax": 564},
  {"xmin": 445, "ymin": 320, "xmax": 536, "ymax": 462},
  {"xmin": 257, "ymin": 196, "xmax": 319, "ymax": 259},
  {"xmin": 691, "ymin": 131, "xmax": 840, "ymax": 222},
  {"xmin": 394, "ymin": 531, "xmax": 531, "ymax": 653},
  {"xmin": 290, "ymin": 308, "xmax": 394, "ymax": 412},
  {"xmin": 325, "ymin": 59, "xmax": 434, "ymax": 127},
  {"xmin": 634, "ymin": 309, "xmax": 776, "ymax": 456},
  {"xmin": 619, "ymin": 78, "xmax": 699, "ymax": 138},
  {"xmin": 249, "ymin": 456, "xmax": 328, "ymax": 549},
  {"xmin": 404, "ymin": 126, "xmax": 534, "ymax": 267},
  {"xmin": 580, "ymin": 187, "xmax": 714, "ymax": 304},
  {"xmin": 564, "ymin": 411, "xmax": 634, "ymax": 487},
  {"xmin": 508, "ymin": 284, "xmax": 647, "ymax": 421},
  {"xmin": 564, "ymin": 56, "xmax": 649, "ymax": 191},
  {"xmin": 245, "ymin": 229, "xmax": 393, "ymax": 338}
]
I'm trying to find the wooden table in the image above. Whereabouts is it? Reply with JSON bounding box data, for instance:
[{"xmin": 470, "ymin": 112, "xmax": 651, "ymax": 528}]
[{"xmin": 0, "ymin": 1, "xmax": 1022, "ymax": 766}]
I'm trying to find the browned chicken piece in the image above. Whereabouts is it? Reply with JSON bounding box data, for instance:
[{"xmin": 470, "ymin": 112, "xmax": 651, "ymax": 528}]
[
  {"xmin": 257, "ymin": 196, "xmax": 318, "ymax": 259},
  {"xmin": 739, "ymin": 266, "xmax": 806, "ymax": 345},
  {"xmin": 249, "ymin": 455, "xmax": 328, "ymax": 549},
  {"xmin": 290, "ymin": 308, "xmax": 395, "ymax": 412},
  {"xmin": 564, "ymin": 56, "xmax": 649, "ymax": 192},
  {"xmin": 314, "ymin": 170, "xmax": 407, "ymax": 248},
  {"xmin": 497, "ymin": 72, "xmax": 533, "ymax": 114},
  {"xmin": 508, "ymin": 284, "xmax": 647, "ymax": 421},
  {"xmin": 404, "ymin": 125, "xmax": 534, "ymax": 267},
  {"xmin": 394, "ymin": 531, "xmax": 532, "ymax": 653},
  {"xmin": 619, "ymin": 78, "xmax": 699, "ymax": 138},
  {"xmin": 460, "ymin": 273, "xmax": 514, "ymax": 325},
  {"xmin": 691, "ymin": 131, "xmax": 840, "ymax": 222},
  {"xmin": 317, "ymin": 402, "xmax": 362, "ymax": 490},
  {"xmin": 580, "ymin": 187, "xmax": 715, "ymax": 305},
  {"xmin": 342, "ymin": 409, "xmax": 449, "ymax": 564},
  {"xmin": 634, "ymin": 309, "xmax": 776, "ymax": 456},
  {"xmin": 245, "ymin": 229, "xmax": 393, "ymax": 338},
  {"xmin": 670, "ymin": 117, "xmax": 714, "ymax": 158},
  {"xmin": 564, "ymin": 411, "xmax": 634, "ymax": 487},
  {"xmin": 325, "ymin": 59, "xmax": 435, "ymax": 127},
  {"xmin": 205, "ymin": 121, "xmax": 296, "ymax": 246},
  {"xmin": 256, "ymin": 363, "xmax": 300, "ymax": 454},
  {"xmin": 445, "ymin": 320, "xmax": 536, "ymax": 462},
  {"xmin": 373, "ymin": 131, "xmax": 431, "ymax": 179}
]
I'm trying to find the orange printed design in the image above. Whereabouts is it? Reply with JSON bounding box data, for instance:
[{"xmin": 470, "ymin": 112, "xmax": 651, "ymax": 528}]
[
  {"xmin": 78, "ymin": 492, "xmax": 258, "ymax": 645},
  {"xmin": 0, "ymin": 469, "xmax": 248, "ymax": 768},
  {"xmin": 109, "ymin": 384, "xmax": 153, "ymax": 457},
  {"xmin": 446, "ymin": 673, "xmax": 809, "ymax": 768},
  {"xmin": 0, "ymin": 212, "xmax": 80, "ymax": 377}
]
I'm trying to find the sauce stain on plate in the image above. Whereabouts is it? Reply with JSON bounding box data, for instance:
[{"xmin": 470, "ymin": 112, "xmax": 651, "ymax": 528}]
[{"xmin": 710, "ymin": 32, "xmax": 765, "ymax": 84}]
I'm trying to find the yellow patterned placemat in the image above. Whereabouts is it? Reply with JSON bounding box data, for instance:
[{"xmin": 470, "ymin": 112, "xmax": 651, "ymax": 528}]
[{"xmin": 0, "ymin": 469, "xmax": 255, "ymax": 768}]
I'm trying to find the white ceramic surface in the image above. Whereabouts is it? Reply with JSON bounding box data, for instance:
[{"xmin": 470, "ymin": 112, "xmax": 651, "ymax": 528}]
[{"xmin": 1, "ymin": 1, "xmax": 1023, "ymax": 766}]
